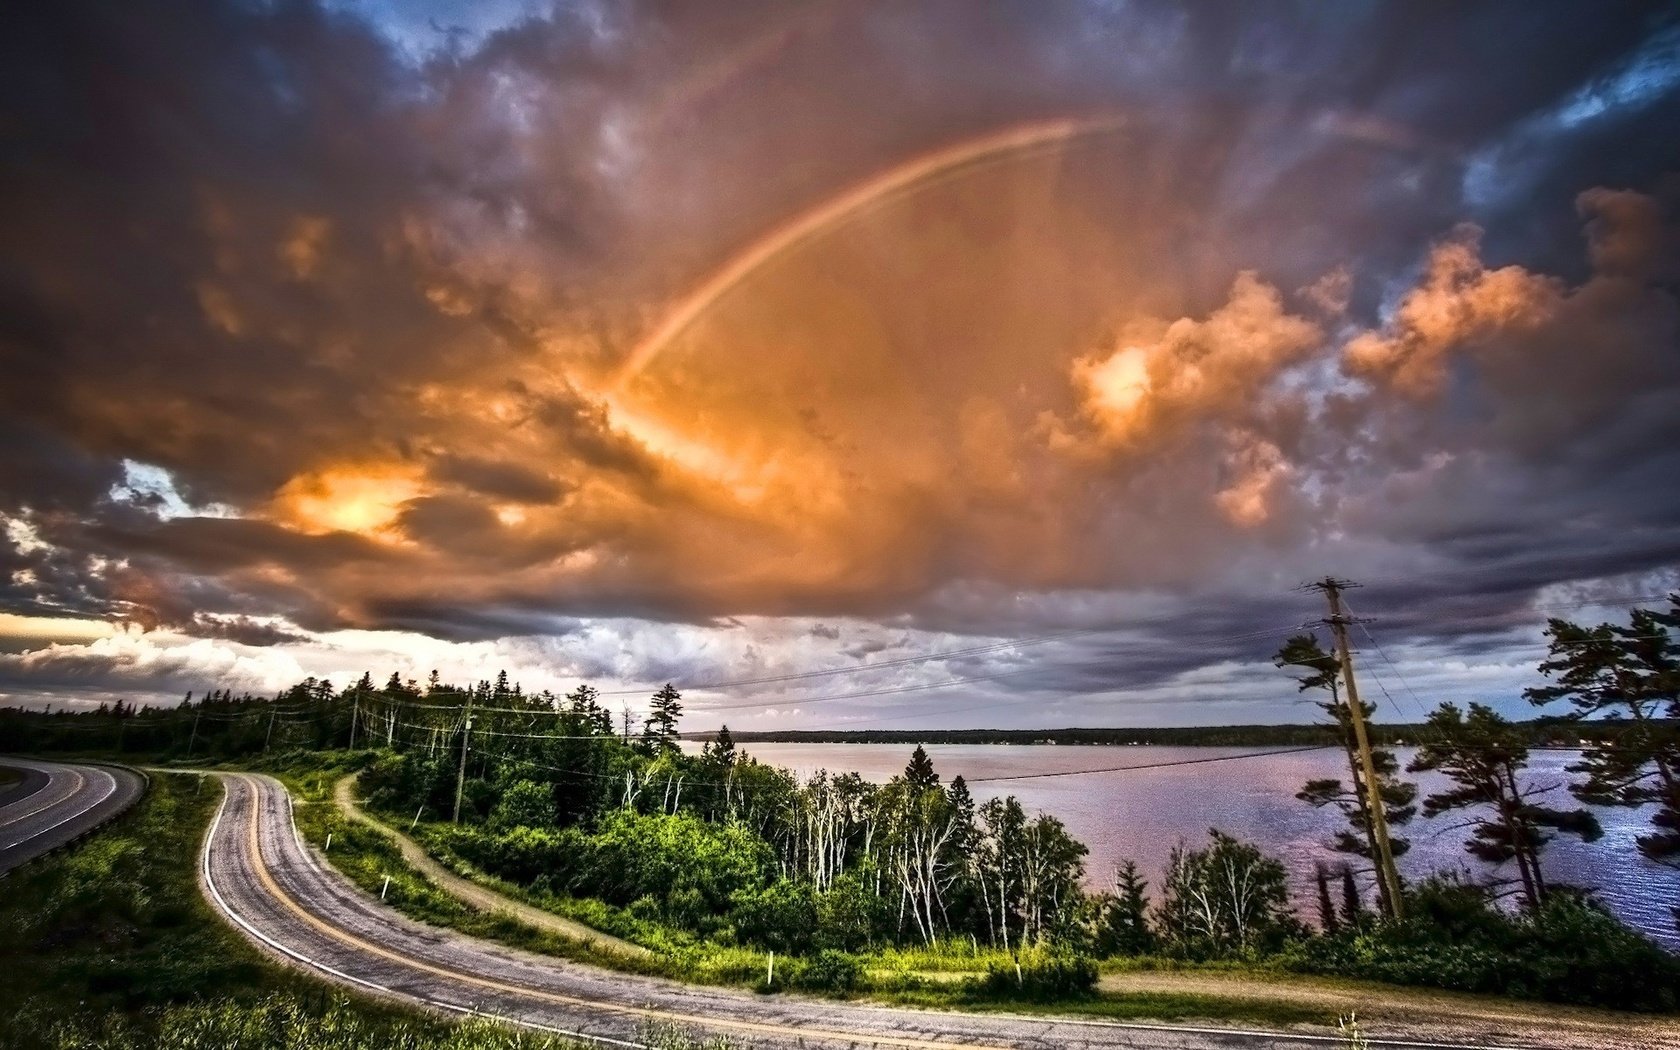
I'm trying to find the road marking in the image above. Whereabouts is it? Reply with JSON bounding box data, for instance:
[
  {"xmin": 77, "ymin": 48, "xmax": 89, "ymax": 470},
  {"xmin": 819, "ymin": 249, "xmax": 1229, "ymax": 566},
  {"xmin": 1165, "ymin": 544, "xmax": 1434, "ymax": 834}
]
[
  {"xmin": 201, "ymin": 774, "xmax": 648, "ymax": 1050},
  {"xmin": 0, "ymin": 765, "xmax": 85, "ymax": 829},
  {"xmin": 0, "ymin": 767, "xmax": 116, "ymax": 850}
]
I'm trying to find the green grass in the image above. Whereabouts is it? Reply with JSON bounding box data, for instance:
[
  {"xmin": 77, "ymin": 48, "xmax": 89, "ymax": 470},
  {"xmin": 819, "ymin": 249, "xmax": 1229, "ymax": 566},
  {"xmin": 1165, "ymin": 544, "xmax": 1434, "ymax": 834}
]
[
  {"xmin": 0, "ymin": 770, "xmax": 734, "ymax": 1050},
  {"xmin": 877, "ymin": 988, "xmax": 1325, "ymax": 1027}
]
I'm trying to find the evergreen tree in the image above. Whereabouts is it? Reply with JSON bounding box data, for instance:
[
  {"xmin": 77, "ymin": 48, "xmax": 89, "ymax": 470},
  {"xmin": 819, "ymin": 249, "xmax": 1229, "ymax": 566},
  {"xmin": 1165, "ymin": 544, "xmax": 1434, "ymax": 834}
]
[
  {"xmin": 704, "ymin": 724, "xmax": 737, "ymax": 766},
  {"xmin": 1315, "ymin": 864, "xmax": 1340, "ymax": 933},
  {"xmin": 1525, "ymin": 595, "xmax": 1680, "ymax": 862},
  {"xmin": 1102, "ymin": 860, "xmax": 1156, "ymax": 954},
  {"xmin": 904, "ymin": 744, "xmax": 940, "ymax": 790},
  {"xmin": 641, "ymin": 683, "xmax": 683, "ymax": 755},
  {"xmin": 1410, "ymin": 702, "xmax": 1602, "ymax": 911},
  {"xmin": 1275, "ymin": 632, "xmax": 1415, "ymax": 915}
]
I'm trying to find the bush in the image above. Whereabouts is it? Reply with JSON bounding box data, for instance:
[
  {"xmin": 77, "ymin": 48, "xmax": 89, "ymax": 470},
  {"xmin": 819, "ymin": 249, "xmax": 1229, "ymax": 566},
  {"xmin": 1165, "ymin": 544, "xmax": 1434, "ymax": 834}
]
[
  {"xmin": 976, "ymin": 951, "xmax": 1098, "ymax": 1002},
  {"xmin": 792, "ymin": 950, "xmax": 865, "ymax": 993},
  {"xmin": 730, "ymin": 879, "xmax": 817, "ymax": 953},
  {"xmin": 1285, "ymin": 877, "xmax": 1680, "ymax": 1012}
]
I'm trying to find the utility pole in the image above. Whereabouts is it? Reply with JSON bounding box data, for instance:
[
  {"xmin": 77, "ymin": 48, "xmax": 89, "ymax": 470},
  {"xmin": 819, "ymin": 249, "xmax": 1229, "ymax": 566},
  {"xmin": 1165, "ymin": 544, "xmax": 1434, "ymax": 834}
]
[
  {"xmin": 187, "ymin": 706, "xmax": 202, "ymax": 759},
  {"xmin": 1308, "ymin": 577, "xmax": 1406, "ymax": 921},
  {"xmin": 349, "ymin": 690, "xmax": 360, "ymax": 750},
  {"xmin": 265, "ymin": 707, "xmax": 276, "ymax": 751},
  {"xmin": 452, "ymin": 694, "xmax": 474, "ymax": 823}
]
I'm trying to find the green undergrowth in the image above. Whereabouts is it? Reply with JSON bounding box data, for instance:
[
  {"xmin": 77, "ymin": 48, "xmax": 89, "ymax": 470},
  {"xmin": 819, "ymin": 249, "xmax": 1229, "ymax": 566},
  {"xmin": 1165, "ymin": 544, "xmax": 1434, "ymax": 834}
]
[{"xmin": 0, "ymin": 772, "xmax": 681, "ymax": 1050}]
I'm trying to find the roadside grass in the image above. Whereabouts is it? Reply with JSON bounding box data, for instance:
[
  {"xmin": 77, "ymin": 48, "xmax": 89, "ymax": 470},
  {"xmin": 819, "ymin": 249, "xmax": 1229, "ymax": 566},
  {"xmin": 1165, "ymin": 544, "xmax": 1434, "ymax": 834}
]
[{"xmin": 0, "ymin": 770, "xmax": 730, "ymax": 1050}]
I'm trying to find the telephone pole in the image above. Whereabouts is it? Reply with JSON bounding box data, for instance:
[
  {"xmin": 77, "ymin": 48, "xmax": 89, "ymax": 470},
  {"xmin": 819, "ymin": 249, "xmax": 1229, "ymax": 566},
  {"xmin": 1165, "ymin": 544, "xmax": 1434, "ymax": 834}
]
[
  {"xmin": 1307, "ymin": 577, "xmax": 1406, "ymax": 921},
  {"xmin": 452, "ymin": 693, "xmax": 474, "ymax": 823}
]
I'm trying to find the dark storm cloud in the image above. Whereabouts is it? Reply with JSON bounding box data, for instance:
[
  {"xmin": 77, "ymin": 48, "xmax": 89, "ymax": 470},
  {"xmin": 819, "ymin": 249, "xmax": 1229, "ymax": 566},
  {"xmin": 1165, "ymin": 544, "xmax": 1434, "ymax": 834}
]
[{"xmin": 1, "ymin": 0, "xmax": 1678, "ymax": 718}]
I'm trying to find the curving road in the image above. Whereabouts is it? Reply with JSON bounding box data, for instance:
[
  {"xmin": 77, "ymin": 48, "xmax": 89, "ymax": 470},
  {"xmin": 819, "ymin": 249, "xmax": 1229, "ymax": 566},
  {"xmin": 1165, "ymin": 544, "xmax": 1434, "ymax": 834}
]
[
  {"xmin": 203, "ymin": 772, "xmax": 1542, "ymax": 1050},
  {"xmin": 0, "ymin": 757, "xmax": 147, "ymax": 873}
]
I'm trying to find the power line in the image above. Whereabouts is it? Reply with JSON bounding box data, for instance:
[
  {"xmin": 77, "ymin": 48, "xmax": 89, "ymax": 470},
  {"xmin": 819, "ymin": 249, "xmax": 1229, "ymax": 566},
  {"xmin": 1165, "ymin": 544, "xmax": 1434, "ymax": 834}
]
[{"xmin": 966, "ymin": 744, "xmax": 1337, "ymax": 783}]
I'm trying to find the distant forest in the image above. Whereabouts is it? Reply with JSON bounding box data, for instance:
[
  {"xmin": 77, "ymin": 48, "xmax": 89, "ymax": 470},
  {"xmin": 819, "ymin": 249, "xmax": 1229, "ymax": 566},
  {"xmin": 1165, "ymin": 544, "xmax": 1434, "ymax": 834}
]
[{"xmin": 697, "ymin": 718, "xmax": 1653, "ymax": 748}]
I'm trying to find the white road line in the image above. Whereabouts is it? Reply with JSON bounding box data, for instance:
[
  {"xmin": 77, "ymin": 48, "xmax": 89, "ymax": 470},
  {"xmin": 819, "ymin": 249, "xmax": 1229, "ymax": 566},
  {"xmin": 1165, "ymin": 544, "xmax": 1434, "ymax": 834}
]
[
  {"xmin": 0, "ymin": 766, "xmax": 115, "ymax": 850},
  {"xmin": 0, "ymin": 765, "xmax": 85, "ymax": 829},
  {"xmin": 201, "ymin": 774, "xmax": 649, "ymax": 1050}
]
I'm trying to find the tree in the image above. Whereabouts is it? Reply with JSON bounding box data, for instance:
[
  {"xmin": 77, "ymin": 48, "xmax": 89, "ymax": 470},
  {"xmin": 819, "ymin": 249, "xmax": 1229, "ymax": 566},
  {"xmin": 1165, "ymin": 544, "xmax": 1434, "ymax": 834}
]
[
  {"xmin": 1525, "ymin": 595, "xmax": 1680, "ymax": 864},
  {"xmin": 641, "ymin": 683, "xmax": 683, "ymax": 755},
  {"xmin": 1275, "ymin": 633, "xmax": 1416, "ymax": 914},
  {"xmin": 1409, "ymin": 702, "xmax": 1602, "ymax": 911},
  {"xmin": 904, "ymin": 744, "xmax": 939, "ymax": 790},
  {"xmin": 704, "ymin": 724, "xmax": 737, "ymax": 767},
  {"xmin": 1099, "ymin": 860, "xmax": 1156, "ymax": 955},
  {"xmin": 1157, "ymin": 830, "xmax": 1293, "ymax": 957},
  {"xmin": 492, "ymin": 779, "xmax": 554, "ymax": 829}
]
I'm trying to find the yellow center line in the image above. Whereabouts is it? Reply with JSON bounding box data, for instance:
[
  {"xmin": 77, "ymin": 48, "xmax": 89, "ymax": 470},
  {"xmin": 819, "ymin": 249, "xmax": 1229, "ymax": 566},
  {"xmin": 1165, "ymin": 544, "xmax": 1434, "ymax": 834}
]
[{"xmin": 234, "ymin": 775, "xmax": 1012, "ymax": 1050}]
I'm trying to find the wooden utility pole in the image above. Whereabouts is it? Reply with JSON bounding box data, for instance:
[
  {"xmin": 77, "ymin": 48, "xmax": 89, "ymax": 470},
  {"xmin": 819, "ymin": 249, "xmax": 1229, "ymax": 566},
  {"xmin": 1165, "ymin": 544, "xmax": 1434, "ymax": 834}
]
[
  {"xmin": 349, "ymin": 691, "xmax": 360, "ymax": 750},
  {"xmin": 1309, "ymin": 577, "xmax": 1406, "ymax": 920},
  {"xmin": 452, "ymin": 694, "xmax": 474, "ymax": 823}
]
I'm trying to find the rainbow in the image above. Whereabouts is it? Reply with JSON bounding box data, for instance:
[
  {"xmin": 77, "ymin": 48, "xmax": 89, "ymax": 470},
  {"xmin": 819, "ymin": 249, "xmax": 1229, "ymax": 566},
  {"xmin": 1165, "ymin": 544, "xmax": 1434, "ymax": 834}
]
[{"xmin": 614, "ymin": 115, "xmax": 1127, "ymax": 386}]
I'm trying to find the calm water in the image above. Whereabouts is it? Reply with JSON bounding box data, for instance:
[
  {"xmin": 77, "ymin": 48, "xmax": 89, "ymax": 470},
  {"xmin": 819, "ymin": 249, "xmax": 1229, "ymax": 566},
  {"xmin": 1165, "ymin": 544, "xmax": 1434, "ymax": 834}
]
[{"xmin": 735, "ymin": 742, "xmax": 1680, "ymax": 949}]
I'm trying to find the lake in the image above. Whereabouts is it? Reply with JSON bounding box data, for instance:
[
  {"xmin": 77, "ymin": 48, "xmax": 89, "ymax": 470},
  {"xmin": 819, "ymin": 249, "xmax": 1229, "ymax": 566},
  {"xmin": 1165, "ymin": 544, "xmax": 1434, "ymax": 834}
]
[{"xmin": 734, "ymin": 741, "xmax": 1680, "ymax": 949}]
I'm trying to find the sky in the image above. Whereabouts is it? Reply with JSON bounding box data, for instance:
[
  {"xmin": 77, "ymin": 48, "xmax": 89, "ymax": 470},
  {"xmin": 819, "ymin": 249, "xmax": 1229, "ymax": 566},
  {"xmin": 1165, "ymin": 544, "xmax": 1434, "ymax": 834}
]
[{"xmin": 1, "ymin": 1, "xmax": 1678, "ymax": 729}]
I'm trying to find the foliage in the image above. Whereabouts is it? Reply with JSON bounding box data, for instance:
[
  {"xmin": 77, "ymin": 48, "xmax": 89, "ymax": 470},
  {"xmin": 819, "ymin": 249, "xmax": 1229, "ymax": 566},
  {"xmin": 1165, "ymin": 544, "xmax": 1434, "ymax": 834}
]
[
  {"xmin": 1156, "ymin": 830, "xmax": 1297, "ymax": 959},
  {"xmin": 1409, "ymin": 702, "xmax": 1601, "ymax": 910},
  {"xmin": 1275, "ymin": 633, "xmax": 1416, "ymax": 917},
  {"xmin": 976, "ymin": 949, "xmax": 1098, "ymax": 1002},
  {"xmin": 790, "ymin": 949, "xmax": 865, "ymax": 992},
  {"xmin": 1287, "ymin": 875, "xmax": 1680, "ymax": 1011},
  {"xmin": 1525, "ymin": 594, "xmax": 1680, "ymax": 863},
  {"xmin": 1094, "ymin": 860, "xmax": 1157, "ymax": 955}
]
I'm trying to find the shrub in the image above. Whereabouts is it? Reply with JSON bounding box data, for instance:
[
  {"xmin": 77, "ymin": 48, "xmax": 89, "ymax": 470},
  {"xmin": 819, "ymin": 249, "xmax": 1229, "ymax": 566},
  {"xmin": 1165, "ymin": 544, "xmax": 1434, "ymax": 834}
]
[
  {"xmin": 792, "ymin": 950, "xmax": 865, "ymax": 993},
  {"xmin": 1285, "ymin": 876, "xmax": 1680, "ymax": 1012},
  {"xmin": 976, "ymin": 951, "xmax": 1098, "ymax": 1001},
  {"xmin": 730, "ymin": 879, "xmax": 817, "ymax": 953}
]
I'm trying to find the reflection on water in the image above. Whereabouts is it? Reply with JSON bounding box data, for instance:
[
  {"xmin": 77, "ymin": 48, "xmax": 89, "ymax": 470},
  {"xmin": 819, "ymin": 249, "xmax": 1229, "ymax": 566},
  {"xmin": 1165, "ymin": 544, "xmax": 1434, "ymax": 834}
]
[{"xmin": 737, "ymin": 742, "xmax": 1680, "ymax": 949}]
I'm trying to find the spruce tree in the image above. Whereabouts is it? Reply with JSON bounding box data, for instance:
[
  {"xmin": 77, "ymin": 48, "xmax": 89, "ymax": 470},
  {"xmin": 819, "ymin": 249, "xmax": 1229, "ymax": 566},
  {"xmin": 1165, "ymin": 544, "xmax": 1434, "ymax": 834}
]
[
  {"xmin": 641, "ymin": 683, "xmax": 683, "ymax": 755},
  {"xmin": 904, "ymin": 744, "xmax": 939, "ymax": 790}
]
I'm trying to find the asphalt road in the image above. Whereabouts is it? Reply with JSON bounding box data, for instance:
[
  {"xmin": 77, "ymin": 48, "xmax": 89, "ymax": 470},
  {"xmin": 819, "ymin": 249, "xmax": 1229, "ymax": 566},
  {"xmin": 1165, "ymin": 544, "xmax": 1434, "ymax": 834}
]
[
  {"xmin": 0, "ymin": 757, "xmax": 146, "ymax": 873},
  {"xmin": 201, "ymin": 772, "xmax": 1544, "ymax": 1050}
]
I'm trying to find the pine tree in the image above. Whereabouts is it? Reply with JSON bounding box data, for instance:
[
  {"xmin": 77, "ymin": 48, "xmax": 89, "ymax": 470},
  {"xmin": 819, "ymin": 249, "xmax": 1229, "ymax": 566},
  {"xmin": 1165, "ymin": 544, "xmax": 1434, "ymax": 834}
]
[
  {"xmin": 904, "ymin": 744, "xmax": 939, "ymax": 790},
  {"xmin": 704, "ymin": 724, "xmax": 737, "ymax": 766},
  {"xmin": 1525, "ymin": 595, "xmax": 1680, "ymax": 862},
  {"xmin": 1410, "ymin": 702, "xmax": 1602, "ymax": 911},
  {"xmin": 1275, "ymin": 633, "xmax": 1416, "ymax": 914},
  {"xmin": 1315, "ymin": 864, "xmax": 1340, "ymax": 933},
  {"xmin": 1339, "ymin": 866, "xmax": 1364, "ymax": 927},
  {"xmin": 1104, "ymin": 860, "xmax": 1156, "ymax": 954},
  {"xmin": 641, "ymin": 683, "xmax": 683, "ymax": 755}
]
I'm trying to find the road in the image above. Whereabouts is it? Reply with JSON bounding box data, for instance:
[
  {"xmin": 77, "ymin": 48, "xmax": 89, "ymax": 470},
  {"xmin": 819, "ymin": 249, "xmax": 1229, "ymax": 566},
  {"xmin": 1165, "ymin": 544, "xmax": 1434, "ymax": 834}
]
[
  {"xmin": 0, "ymin": 756, "xmax": 147, "ymax": 873},
  {"xmin": 199, "ymin": 771, "xmax": 1573, "ymax": 1050}
]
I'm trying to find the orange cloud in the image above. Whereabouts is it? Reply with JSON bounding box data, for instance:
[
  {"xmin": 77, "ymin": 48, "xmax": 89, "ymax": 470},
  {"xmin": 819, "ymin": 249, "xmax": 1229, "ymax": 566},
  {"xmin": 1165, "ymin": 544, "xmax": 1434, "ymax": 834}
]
[{"xmin": 1071, "ymin": 272, "xmax": 1321, "ymax": 447}]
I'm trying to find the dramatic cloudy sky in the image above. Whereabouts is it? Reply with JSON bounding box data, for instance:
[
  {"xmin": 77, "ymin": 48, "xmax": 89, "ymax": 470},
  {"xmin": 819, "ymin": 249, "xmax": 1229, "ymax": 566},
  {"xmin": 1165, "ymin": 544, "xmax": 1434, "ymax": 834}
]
[{"xmin": 2, "ymin": 1, "xmax": 1678, "ymax": 728}]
